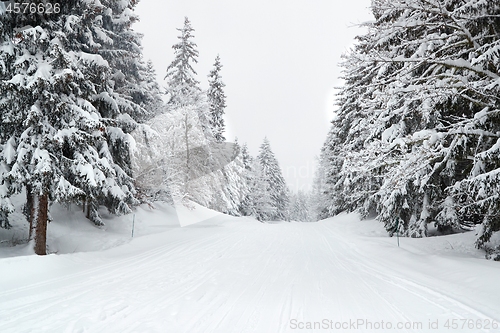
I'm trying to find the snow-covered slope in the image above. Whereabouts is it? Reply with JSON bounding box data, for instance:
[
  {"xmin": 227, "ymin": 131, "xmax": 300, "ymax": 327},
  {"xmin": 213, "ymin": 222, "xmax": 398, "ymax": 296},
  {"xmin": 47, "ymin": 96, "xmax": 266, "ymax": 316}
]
[{"xmin": 0, "ymin": 204, "xmax": 499, "ymax": 333}]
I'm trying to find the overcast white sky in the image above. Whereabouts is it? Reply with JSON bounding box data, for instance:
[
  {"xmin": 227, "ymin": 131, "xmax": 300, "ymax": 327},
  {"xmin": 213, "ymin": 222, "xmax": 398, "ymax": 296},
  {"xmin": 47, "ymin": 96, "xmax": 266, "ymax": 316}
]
[{"xmin": 134, "ymin": 0, "xmax": 373, "ymax": 192}]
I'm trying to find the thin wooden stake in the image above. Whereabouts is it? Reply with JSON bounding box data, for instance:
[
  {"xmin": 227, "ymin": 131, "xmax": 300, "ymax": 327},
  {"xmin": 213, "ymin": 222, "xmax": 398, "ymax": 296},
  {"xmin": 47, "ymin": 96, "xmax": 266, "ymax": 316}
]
[
  {"xmin": 396, "ymin": 219, "xmax": 400, "ymax": 247},
  {"xmin": 131, "ymin": 214, "xmax": 135, "ymax": 238}
]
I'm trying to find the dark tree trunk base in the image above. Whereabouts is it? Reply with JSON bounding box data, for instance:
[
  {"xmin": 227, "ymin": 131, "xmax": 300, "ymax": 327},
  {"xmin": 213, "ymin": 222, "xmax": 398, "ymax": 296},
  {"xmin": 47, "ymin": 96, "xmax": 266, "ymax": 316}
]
[{"xmin": 34, "ymin": 193, "xmax": 49, "ymax": 256}]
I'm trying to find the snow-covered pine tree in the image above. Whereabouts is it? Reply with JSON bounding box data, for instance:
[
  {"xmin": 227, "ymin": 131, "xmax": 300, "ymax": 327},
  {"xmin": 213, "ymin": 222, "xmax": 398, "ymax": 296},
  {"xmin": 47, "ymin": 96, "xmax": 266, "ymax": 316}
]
[
  {"xmin": 316, "ymin": 16, "xmax": 393, "ymax": 222},
  {"xmin": 0, "ymin": 0, "xmax": 143, "ymax": 254},
  {"xmin": 309, "ymin": 156, "xmax": 328, "ymax": 221},
  {"xmin": 0, "ymin": 138, "xmax": 14, "ymax": 229},
  {"xmin": 233, "ymin": 142, "xmax": 276, "ymax": 221},
  {"xmin": 164, "ymin": 17, "xmax": 213, "ymax": 142},
  {"xmin": 164, "ymin": 17, "xmax": 201, "ymax": 107},
  {"xmin": 100, "ymin": 0, "xmax": 164, "ymax": 123},
  {"xmin": 221, "ymin": 140, "xmax": 248, "ymax": 215},
  {"xmin": 442, "ymin": 0, "xmax": 500, "ymax": 253},
  {"xmin": 249, "ymin": 159, "xmax": 276, "ymax": 222},
  {"xmin": 240, "ymin": 143, "xmax": 253, "ymax": 171},
  {"xmin": 315, "ymin": 124, "xmax": 352, "ymax": 219},
  {"xmin": 0, "ymin": 5, "xmax": 16, "ymax": 229},
  {"xmin": 257, "ymin": 138, "xmax": 289, "ymax": 221},
  {"xmin": 232, "ymin": 138, "xmax": 241, "ymax": 160},
  {"xmin": 207, "ymin": 55, "xmax": 226, "ymax": 142},
  {"xmin": 289, "ymin": 190, "xmax": 311, "ymax": 222},
  {"xmin": 237, "ymin": 143, "xmax": 256, "ymax": 216},
  {"xmin": 322, "ymin": 0, "xmax": 500, "ymax": 250},
  {"xmin": 91, "ymin": 0, "xmax": 166, "ymax": 199},
  {"xmin": 141, "ymin": 60, "xmax": 165, "ymax": 116}
]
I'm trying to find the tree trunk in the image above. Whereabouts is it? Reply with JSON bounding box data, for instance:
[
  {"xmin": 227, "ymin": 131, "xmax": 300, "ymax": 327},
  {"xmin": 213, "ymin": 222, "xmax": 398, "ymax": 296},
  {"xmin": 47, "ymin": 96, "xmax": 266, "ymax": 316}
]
[
  {"xmin": 33, "ymin": 193, "xmax": 48, "ymax": 255},
  {"xmin": 85, "ymin": 197, "xmax": 90, "ymax": 219},
  {"xmin": 26, "ymin": 185, "xmax": 34, "ymax": 240},
  {"xmin": 80, "ymin": 196, "xmax": 103, "ymax": 226},
  {"xmin": 184, "ymin": 113, "xmax": 190, "ymax": 196}
]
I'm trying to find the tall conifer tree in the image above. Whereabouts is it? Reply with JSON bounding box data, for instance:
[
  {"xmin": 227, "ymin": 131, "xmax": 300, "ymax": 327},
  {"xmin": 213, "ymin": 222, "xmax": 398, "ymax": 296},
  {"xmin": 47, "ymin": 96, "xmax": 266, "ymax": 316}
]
[
  {"xmin": 164, "ymin": 17, "xmax": 200, "ymax": 107},
  {"xmin": 0, "ymin": 0, "xmax": 145, "ymax": 254},
  {"xmin": 207, "ymin": 55, "xmax": 226, "ymax": 142},
  {"xmin": 257, "ymin": 138, "xmax": 289, "ymax": 221}
]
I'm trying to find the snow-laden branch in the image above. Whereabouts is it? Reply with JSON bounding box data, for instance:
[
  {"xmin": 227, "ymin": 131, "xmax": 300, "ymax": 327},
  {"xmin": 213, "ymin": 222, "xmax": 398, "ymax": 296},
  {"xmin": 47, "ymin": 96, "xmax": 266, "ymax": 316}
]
[{"xmin": 375, "ymin": 56, "xmax": 499, "ymax": 81}]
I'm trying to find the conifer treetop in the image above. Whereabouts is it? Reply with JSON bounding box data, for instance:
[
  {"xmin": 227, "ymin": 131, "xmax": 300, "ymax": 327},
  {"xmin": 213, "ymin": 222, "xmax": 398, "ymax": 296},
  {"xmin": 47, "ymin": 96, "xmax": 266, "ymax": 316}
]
[
  {"xmin": 207, "ymin": 54, "xmax": 227, "ymax": 142},
  {"xmin": 165, "ymin": 16, "xmax": 200, "ymax": 106}
]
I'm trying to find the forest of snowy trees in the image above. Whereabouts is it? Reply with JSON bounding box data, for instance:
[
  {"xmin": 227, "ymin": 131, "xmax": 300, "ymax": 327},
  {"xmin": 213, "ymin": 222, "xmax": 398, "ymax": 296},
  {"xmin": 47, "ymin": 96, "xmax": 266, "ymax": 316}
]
[
  {"xmin": 131, "ymin": 17, "xmax": 292, "ymax": 219},
  {"xmin": 1, "ymin": 0, "xmax": 499, "ymax": 259},
  {"xmin": 314, "ymin": 0, "xmax": 500, "ymax": 258},
  {"xmin": 0, "ymin": 0, "xmax": 158, "ymax": 255},
  {"xmin": 0, "ymin": 4, "xmax": 293, "ymax": 255}
]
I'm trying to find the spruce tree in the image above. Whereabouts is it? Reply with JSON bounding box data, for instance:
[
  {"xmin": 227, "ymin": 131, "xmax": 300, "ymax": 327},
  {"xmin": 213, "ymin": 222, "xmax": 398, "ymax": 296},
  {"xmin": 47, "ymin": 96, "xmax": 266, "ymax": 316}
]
[
  {"xmin": 141, "ymin": 60, "xmax": 165, "ymax": 116},
  {"xmin": 164, "ymin": 17, "xmax": 201, "ymax": 107},
  {"xmin": 249, "ymin": 159, "xmax": 276, "ymax": 222},
  {"xmin": 0, "ymin": 0, "xmax": 144, "ymax": 254},
  {"xmin": 289, "ymin": 191, "xmax": 311, "ymax": 222},
  {"xmin": 207, "ymin": 55, "xmax": 226, "ymax": 142},
  {"xmin": 99, "ymin": 0, "xmax": 164, "ymax": 123},
  {"xmin": 315, "ymin": 125, "xmax": 350, "ymax": 219},
  {"xmin": 257, "ymin": 138, "xmax": 289, "ymax": 221},
  {"xmin": 237, "ymin": 143, "xmax": 256, "ymax": 216},
  {"xmin": 309, "ymin": 157, "xmax": 328, "ymax": 221}
]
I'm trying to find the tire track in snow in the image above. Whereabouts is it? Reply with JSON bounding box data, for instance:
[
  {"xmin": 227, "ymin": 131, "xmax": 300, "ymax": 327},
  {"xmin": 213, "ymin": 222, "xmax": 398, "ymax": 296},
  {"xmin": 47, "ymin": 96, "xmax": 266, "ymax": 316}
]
[
  {"xmin": 184, "ymin": 228, "xmax": 292, "ymax": 333},
  {"xmin": 312, "ymin": 225, "xmax": 415, "ymax": 328},
  {"xmin": 74, "ymin": 225, "xmax": 255, "ymax": 333},
  {"xmin": 317, "ymin": 222, "xmax": 498, "ymax": 332},
  {"xmin": 0, "ymin": 228, "xmax": 239, "ymax": 332}
]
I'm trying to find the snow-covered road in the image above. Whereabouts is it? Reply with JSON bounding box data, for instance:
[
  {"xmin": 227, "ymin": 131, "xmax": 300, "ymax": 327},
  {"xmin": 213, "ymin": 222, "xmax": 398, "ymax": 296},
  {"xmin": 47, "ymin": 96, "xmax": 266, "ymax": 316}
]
[{"xmin": 1, "ymin": 207, "xmax": 499, "ymax": 333}]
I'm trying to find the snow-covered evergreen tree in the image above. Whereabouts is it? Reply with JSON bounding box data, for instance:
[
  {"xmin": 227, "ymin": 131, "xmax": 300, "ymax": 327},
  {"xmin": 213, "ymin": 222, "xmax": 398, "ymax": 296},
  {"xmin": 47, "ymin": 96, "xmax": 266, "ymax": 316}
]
[
  {"xmin": 249, "ymin": 159, "xmax": 276, "ymax": 222},
  {"xmin": 164, "ymin": 17, "xmax": 201, "ymax": 107},
  {"xmin": 207, "ymin": 55, "xmax": 226, "ymax": 142},
  {"xmin": 97, "ymin": 0, "xmax": 162, "ymax": 123},
  {"xmin": 237, "ymin": 143, "xmax": 256, "ymax": 216},
  {"xmin": 0, "ymin": 139, "xmax": 14, "ymax": 229},
  {"xmin": 0, "ymin": 0, "xmax": 146, "ymax": 254},
  {"xmin": 289, "ymin": 191, "xmax": 311, "ymax": 222},
  {"xmin": 140, "ymin": 60, "xmax": 165, "ymax": 116},
  {"xmin": 320, "ymin": 0, "xmax": 500, "ymax": 252},
  {"xmin": 257, "ymin": 138, "xmax": 289, "ymax": 221},
  {"xmin": 309, "ymin": 155, "xmax": 331, "ymax": 222},
  {"xmin": 314, "ymin": 126, "xmax": 349, "ymax": 220}
]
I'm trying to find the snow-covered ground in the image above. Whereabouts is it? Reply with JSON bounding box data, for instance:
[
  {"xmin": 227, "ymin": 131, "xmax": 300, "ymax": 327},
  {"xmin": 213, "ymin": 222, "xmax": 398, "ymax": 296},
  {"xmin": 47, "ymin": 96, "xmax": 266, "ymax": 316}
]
[{"xmin": 1, "ymin": 202, "xmax": 499, "ymax": 333}]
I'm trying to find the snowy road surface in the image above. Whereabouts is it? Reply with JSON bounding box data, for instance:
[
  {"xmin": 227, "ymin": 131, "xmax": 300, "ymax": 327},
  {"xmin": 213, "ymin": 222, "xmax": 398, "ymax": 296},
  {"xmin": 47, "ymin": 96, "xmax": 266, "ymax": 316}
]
[{"xmin": 1, "ymin": 206, "xmax": 499, "ymax": 333}]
